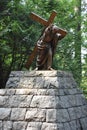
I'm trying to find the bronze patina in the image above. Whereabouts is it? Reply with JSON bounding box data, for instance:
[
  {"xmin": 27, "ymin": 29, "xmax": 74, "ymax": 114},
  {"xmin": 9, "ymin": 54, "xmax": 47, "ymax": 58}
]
[{"xmin": 25, "ymin": 11, "xmax": 67, "ymax": 70}]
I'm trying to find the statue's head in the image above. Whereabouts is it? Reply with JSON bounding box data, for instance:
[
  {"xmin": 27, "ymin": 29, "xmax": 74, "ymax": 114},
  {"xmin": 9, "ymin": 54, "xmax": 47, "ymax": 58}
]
[
  {"xmin": 43, "ymin": 24, "xmax": 61, "ymax": 42},
  {"xmin": 45, "ymin": 24, "xmax": 59, "ymax": 33}
]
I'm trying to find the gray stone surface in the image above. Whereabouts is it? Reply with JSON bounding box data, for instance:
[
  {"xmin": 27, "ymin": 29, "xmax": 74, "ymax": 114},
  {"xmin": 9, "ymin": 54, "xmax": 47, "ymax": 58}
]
[
  {"xmin": 13, "ymin": 121, "xmax": 27, "ymax": 130},
  {"xmin": 46, "ymin": 109, "xmax": 70, "ymax": 123},
  {"xmin": 63, "ymin": 122, "xmax": 71, "ymax": 130},
  {"xmin": 9, "ymin": 95, "xmax": 33, "ymax": 108},
  {"xmin": 30, "ymin": 96, "xmax": 59, "ymax": 108},
  {"xmin": 25, "ymin": 108, "xmax": 46, "ymax": 122},
  {"xmin": 80, "ymin": 117, "xmax": 87, "ymax": 129},
  {"xmin": 0, "ymin": 70, "xmax": 87, "ymax": 130},
  {"xmin": 0, "ymin": 108, "xmax": 11, "ymax": 120},
  {"xmin": 0, "ymin": 121, "xmax": 2, "ymax": 130},
  {"xmin": 70, "ymin": 120, "xmax": 81, "ymax": 130},
  {"xmin": 10, "ymin": 108, "xmax": 26, "ymax": 120},
  {"xmin": 5, "ymin": 70, "xmax": 75, "ymax": 89},
  {"xmin": 27, "ymin": 122, "xmax": 42, "ymax": 130},
  {"xmin": 41, "ymin": 123, "xmax": 58, "ymax": 130},
  {"xmin": 3, "ymin": 121, "xmax": 12, "ymax": 130}
]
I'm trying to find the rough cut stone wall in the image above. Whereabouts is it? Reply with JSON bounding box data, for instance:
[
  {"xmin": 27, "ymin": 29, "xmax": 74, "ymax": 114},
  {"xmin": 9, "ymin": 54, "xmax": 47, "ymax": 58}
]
[{"xmin": 0, "ymin": 70, "xmax": 87, "ymax": 130}]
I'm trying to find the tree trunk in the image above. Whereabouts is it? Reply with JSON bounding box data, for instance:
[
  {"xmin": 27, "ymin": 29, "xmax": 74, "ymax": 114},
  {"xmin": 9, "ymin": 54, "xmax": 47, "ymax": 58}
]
[{"xmin": 75, "ymin": 0, "xmax": 82, "ymax": 85}]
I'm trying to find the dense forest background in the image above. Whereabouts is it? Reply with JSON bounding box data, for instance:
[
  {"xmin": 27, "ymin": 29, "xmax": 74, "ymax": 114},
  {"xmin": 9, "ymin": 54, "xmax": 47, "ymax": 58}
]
[{"xmin": 0, "ymin": 0, "xmax": 87, "ymax": 97}]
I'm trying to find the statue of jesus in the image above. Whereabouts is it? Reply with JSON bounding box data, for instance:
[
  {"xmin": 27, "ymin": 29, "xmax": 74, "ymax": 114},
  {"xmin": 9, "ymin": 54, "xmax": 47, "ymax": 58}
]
[
  {"xmin": 25, "ymin": 11, "xmax": 67, "ymax": 70},
  {"xmin": 36, "ymin": 24, "xmax": 67, "ymax": 70}
]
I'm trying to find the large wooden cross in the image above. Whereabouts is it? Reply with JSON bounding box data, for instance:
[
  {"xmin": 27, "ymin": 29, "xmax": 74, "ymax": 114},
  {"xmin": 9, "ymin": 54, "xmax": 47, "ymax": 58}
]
[
  {"xmin": 30, "ymin": 10, "xmax": 57, "ymax": 26},
  {"xmin": 25, "ymin": 11, "xmax": 57, "ymax": 69}
]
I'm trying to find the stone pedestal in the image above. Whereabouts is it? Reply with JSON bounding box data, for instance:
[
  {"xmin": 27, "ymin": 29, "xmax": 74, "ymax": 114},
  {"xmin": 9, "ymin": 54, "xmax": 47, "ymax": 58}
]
[{"xmin": 0, "ymin": 70, "xmax": 87, "ymax": 130}]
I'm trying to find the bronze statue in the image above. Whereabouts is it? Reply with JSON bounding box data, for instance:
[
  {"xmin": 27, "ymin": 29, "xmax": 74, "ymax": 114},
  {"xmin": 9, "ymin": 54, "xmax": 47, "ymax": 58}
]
[{"xmin": 25, "ymin": 11, "xmax": 67, "ymax": 70}]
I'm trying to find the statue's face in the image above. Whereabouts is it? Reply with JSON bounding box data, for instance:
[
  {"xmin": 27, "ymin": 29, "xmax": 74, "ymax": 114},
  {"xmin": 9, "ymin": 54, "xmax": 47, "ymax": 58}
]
[{"xmin": 51, "ymin": 25, "xmax": 59, "ymax": 34}]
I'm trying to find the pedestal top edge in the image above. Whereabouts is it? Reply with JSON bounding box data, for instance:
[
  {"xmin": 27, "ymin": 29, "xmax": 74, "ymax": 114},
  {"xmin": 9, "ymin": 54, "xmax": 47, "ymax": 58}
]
[{"xmin": 10, "ymin": 70, "xmax": 73, "ymax": 77}]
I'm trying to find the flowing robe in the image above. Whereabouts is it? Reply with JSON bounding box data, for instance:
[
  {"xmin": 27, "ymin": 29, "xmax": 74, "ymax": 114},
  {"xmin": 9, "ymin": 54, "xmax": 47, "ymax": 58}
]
[{"xmin": 36, "ymin": 24, "xmax": 64, "ymax": 70}]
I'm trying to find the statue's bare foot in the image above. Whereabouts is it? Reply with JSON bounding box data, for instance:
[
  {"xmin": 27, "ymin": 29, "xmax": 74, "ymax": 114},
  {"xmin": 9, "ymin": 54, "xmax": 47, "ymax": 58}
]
[
  {"xmin": 35, "ymin": 67, "xmax": 38, "ymax": 70},
  {"xmin": 48, "ymin": 67, "xmax": 55, "ymax": 71}
]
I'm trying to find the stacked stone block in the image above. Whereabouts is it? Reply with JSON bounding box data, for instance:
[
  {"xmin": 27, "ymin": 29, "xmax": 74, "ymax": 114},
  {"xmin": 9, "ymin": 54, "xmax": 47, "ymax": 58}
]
[{"xmin": 0, "ymin": 70, "xmax": 87, "ymax": 130}]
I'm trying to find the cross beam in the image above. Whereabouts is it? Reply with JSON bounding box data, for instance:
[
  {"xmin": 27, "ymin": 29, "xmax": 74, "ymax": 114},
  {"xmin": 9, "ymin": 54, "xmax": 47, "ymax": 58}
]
[{"xmin": 30, "ymin": 10, "xmax": 57, "ymax": 26}]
